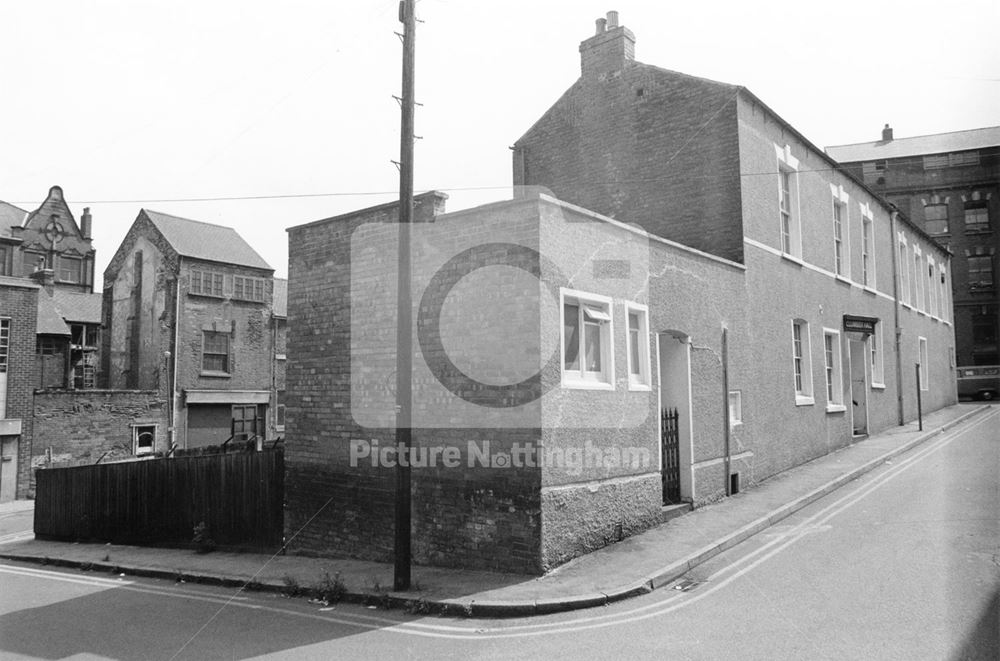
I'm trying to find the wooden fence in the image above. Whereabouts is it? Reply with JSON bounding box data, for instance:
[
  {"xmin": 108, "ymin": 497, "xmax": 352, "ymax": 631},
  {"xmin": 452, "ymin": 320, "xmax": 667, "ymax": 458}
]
[{"xmin": 34, "ymin": 449, "xmax": 284, "ymax": 552}]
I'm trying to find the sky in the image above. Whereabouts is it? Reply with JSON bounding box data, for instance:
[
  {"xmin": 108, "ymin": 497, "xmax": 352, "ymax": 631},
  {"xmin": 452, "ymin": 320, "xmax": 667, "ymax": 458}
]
[{"xmin": 3, "ymin": 0, "xmax": 998, "ymax": 285}]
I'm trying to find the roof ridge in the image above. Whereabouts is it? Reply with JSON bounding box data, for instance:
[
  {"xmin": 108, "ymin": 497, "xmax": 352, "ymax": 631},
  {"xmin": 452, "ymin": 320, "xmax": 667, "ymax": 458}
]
[
  {"xmin": 143, "ymin": 208, "xmax": 237, "ymax": 230},
  {"xmin": 828, "ymin": 125, "xmax": 1000, "ymax": 149}
]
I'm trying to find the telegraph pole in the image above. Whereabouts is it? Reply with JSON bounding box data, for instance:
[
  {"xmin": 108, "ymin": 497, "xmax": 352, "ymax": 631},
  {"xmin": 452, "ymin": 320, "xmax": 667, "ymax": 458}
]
[{"xmin": 393, "ymin": 0, "xmax": 416, "ymax": 592}]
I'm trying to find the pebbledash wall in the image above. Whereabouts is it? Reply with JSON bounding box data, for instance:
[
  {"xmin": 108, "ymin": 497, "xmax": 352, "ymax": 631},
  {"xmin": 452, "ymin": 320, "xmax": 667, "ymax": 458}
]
[
  {"xmin": 31, "ymin": 390, "xmax": 169, "ymax": 474},
  {"xmin": 285, "ymin": 191, "xmax": 748, "ymax": 573}
]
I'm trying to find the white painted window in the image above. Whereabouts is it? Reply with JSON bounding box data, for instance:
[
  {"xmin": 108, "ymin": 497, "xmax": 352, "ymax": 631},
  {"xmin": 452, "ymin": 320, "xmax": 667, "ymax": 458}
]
[
  {"xmin": 870, "ymin": 322, "xmax": 885, "ymax": 388},
  {"xmin": 0, "ymin": 318, "xmax": 9, "ymax": 420},
  {"xmin": 561, "ymin": 289, "xmax": 614, "ymax": 389},
  {"xmin": 823, "ymin": 329, "xmax": 845, "ymax": 411},
  {"xmin": 918, "ymin": 337, "xmax": 929, "ymax": 391},
  {"xmin": 791, "ymin": 319, "xmax": 813, "ymax": 405},
  {"xmin": 776, "ymin": 144, "xmax": 801, "ymax": 258},
  {"xmin": 939, "ymin": 266, "xmax": 949, "ymax": 322},
  {"xmin": 927, "ymin": 257, "xmax": 937, "ymax": 318},
  {"xmin": 831, "ymin": 185, "xmax": 850, "ymax": 278},
  {"xmin": 898, "ymin": 236, "xmax": 910, "ymax": 306},
  {"xmin": 132, "ymin": 425, "xmax": 156, "ymax": 455},
  {"xmin": 912, "ymin": 247, "xmax": 923, "ymax": 311},
  {"xmin": 625, "ymin": 303, "xmax": 651, "ymax": 390},
  {"xmin": 728, "ymin": 390, "xmax": 743, "ymax": 427},
  {"xmin": 860, "ymin": 204, "xmax": 875, "ymax": 288}
]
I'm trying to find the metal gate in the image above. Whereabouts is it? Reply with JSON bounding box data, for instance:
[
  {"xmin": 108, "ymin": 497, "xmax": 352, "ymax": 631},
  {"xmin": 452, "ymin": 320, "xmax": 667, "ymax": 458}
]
[{"xmin": 661, "ymin": 407, "xmax": 681, "ymax": 504}]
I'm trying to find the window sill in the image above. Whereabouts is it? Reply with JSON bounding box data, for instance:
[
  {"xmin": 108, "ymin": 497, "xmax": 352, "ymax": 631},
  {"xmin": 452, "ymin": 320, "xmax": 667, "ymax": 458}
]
[
  {"xmin": 562, "ymin": 379, "xmax": 615, "ymax": 391},
  {"xmin": 826, "ymin": 404, "xmax": 846, "ymax": 414},
  {"xmin": 200, "ymin": 370, "xmax": 232, "ymax": 379},
  {"xmin": 862, "ymin": 286, "xmax": 878, "ymax": 296},
  {"xmin": 871, "ymin": 382, "xmax": 887, "ymax": 390},
  {"xmin": 795, "ymin": 395, "xmax": 814, "ymax": 407},
  {"xmin": 781, "ymin": 253, "xmax": 805, "ymax": 267},
  {"xmin": 834, "ymin": 275, "xmax": 852, "ymax": 286},
  {"xmin": 189, "ymin": 292, "xmax": 226, "ymax": 300},
  {"xmin": 628, "ymin": 382, "xmax": 652, "ymax": 392}
]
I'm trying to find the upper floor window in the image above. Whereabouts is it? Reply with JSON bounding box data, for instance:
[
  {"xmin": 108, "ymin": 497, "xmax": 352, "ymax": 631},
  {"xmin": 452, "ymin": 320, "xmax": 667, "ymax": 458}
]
[
  {"xmin": 897, "ymin": 237, "xmax": 910, "ymax": 306},
  {"xmin": 191, "ymin": 269, "xmax": 224, "ymax": 297},
  {"xmin": 234, "ymin": 276, "xmax": 266, "ymax": 302},
  {"xmin": 939, "ymin": 267, "xmax": 949, "ymax": 322},
  {"xmin": 912, "ymin": 249, "xmax": 923, "ymax": 311},
  {"xmin": 202, "ymin": 331, "xmax": 230, "ymax": 374},
  {"xmin": 927, "ymin": 259, "xmax": 937, "ymax": 318},
  {"xmin": 791, "ymin": 319, "xmax": 813, "ymax": 405},
  {"xmin": 964, "ymin": 203, "xmax": 990, "ymax": 232},
  {"xmin": 968, "ymin": 255, "xmax": 995, "ymax": 291},
  {"xmin": 924, "ymin": 204, "xmax": 949, "ymax": 235},
  {"xmin": 776, "ymin": 145, "xmax": 801, "ymax": 258},
  {"xmin": 924, "ymin": 151, "xmax": 979, "ymax": 170},
  {"xmin": 561, "ymin": 289, "xmax": 614, "ymax": 389},
  {"xmin": 833, "ymin": 201, "xmax": 847, "ymax": 276},
  {"xmin": 0, "ymin": 244, "xmax": 11, "ymax": 276},
  {"xmin": 861, "ymin": 206, "xmax": 875, "ymax": 288},
  {"xmin": 0, "ymin": 318, "xmax": 9, "ymax": 375},
  {"xmin": 58, "ymin": 255, "xmax": 82, "ymax": 283}
]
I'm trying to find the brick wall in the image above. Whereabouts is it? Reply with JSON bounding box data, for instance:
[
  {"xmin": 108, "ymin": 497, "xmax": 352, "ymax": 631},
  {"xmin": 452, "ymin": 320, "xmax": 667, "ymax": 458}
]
[
  {"xmin": 1, "ymin": 282, "xmax": 39, "ymax": 499},
  {"xmin": 32, "ymin": 390, "xmax": 168, "ymax": 473},
  {"xmin": 514, "ymin": 61, "xmax": 743, "ymax": 263}
]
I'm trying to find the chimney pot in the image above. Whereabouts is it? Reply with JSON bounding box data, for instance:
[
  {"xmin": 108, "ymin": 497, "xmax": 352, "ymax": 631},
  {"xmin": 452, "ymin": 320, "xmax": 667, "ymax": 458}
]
[
  {"xmin": 607, "ymin": 10, "xmax": 619, "ymax": 28},
  {"xmin": 882, "ymin": 124, "xmax": 893, "ymax": 141},
  {"xmin": 595, "ymin": 17, "xmax": 607, "ymax": 34}
]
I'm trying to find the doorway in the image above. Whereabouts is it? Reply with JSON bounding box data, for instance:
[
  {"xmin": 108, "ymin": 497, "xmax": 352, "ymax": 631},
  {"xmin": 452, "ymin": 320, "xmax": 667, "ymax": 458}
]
[
  {"xmin": 849, "ymin": 339, "xmax": 869, "ymax": 436},
  {"xmin": 657, "ymin": 332, "xmax": 693, "ymax": 503},
  {"xmin": 0, "ymin": 436, "xmax": 17, "ymax": 502}
]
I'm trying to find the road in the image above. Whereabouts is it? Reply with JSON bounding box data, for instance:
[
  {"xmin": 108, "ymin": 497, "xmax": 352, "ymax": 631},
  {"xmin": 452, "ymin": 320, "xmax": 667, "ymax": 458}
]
[{"xmin": 0, "ymin": 410, "xmax": 997, "ymax": 660}]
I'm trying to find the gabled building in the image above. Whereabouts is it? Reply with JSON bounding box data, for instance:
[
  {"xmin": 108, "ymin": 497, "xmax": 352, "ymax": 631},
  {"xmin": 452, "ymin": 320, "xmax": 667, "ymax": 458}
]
[
  {"xmin": 0, "ymin": 276, "xmax": 39, "ymax": 502},
  {"xmin": 102, "ymin": 209, "xmax": 284, "ymax": 450},
  {"xmin": 283, "ymin": 11, "xmax": 956, "ymax": 574},
  {"xmin": 827, "ymin": 126, "xmax": 999, "ymax": 369}
]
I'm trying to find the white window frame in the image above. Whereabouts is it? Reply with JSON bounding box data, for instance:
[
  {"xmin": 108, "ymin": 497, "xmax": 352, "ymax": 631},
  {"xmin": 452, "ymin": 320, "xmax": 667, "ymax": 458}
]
[
  {"xmin": 860, "ymin": 203, "xmax": 875, "ymax": 290},
  {"xmin": 823, "ymin": 328, "xmax": 845, "ymax": 412},
  {"xmin": 776, "ymin": 144, "xmax": 802, "ymax": 259},
  {"xmin": 624, "ymin": 302, "xmax": 651, "ymax": 391},
  {"xmin": 898, "ymin": 235, "xmax": 910, "ymax": 307},
  {"xmin": 939, "ymin": 266, "xmax": 949, "ymax": 323},
  {"xmin": 560, "ymin": 288, "xmax": 615, "ymax": 390},
  {"xmin": 918, "ymin": 337, "xmax": 929, "ymax": 391},
  {"xmin": 728, "ymin": 390, "xmax": 743, "ymax": 428},
  {"xmin": 927, "ymin": 256, "xmax": 937, "ymax": 318},
  {"xmin": 830, "ymin": 184, "xmax": 850, "ymax": 279},
  {"xmin": 912, "ymin": 246, "xmax": 923, "ymax": 312},
  {"xmin": 791, "ymin": 319, "xmax": 814, "ymax": 406},
  {"xmin": 132, "ymin": 424, "xmax": 157, "ymax": 456},
  {"xmin": 870, "ymin": 322, "xmax": 886, "ymax": 389}
]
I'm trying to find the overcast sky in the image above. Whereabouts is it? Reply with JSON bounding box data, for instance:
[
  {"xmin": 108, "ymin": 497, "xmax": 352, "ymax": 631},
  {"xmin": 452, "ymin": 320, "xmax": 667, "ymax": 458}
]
[{"xmin": 4, "ymin": 0, "xmax": 998, "ymax": 283}]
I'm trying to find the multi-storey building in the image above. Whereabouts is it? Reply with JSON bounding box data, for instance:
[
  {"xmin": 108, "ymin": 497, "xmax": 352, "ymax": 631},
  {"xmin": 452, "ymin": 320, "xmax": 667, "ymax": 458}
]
[
  {"xmin": 102, "ymin": 209, "xmax": 286, "ymax": 449},
  {"xmin": 827, "ymin": 126, "xmax": 999, "ymax": 370},
  {"xmin": 283, "ymin": 12, "xmax": 956, "ymax": 574},
  {"xmin": 0, "ymin": 277, "xmax": 39, "ymax": 502}
]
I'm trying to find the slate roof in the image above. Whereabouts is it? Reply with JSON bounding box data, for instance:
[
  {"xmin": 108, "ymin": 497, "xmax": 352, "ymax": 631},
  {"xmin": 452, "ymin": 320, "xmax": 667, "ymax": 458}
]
[
  {"xmin": 826, "ymin": 126, "xmax": 1000, "ymax": 163},
  {"xmin": 273, "ymin": 278, "xmax": 287, "ymax": 318},
  {"xmin": 143, "ymin": 209, "xmax": 272, "ymax": 271},
  {"xmin": 37, "ymin": 294, "xmax": 70, "ymax": 335},
  {"xmin": 51, "ymin": 289, "xmax": 103, "ymax": 324},
  {"xmin": 0, "ymin": 200, "xmax": 27, "ymax": 239}
]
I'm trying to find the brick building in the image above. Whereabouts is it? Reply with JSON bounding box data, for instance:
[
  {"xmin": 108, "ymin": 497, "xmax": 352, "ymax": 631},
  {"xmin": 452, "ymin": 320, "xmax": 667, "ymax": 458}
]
[
  {"xmin": 827, "ymin": 126, "xmax": 999, "ymax": 370},
  {"xmin": 283, "ymin": 12, "xmax": 956, "ymax": 574},
  {"xmin": 0, "ymin": 277, "xmax": 39, "ymax": 502},
  {"xmin": 102, "ymin": 209, "xmax": 286, "ymax": 450}
]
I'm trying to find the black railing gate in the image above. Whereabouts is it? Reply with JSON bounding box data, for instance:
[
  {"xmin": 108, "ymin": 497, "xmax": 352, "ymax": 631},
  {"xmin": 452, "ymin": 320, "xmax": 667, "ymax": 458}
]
[{"xmin": 661, "ymin": 407, "xmax": 681, "ymax": 504}]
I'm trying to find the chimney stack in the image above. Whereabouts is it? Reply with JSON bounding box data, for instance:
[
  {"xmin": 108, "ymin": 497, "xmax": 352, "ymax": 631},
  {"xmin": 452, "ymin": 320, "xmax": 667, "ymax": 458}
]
[
  {"xmin": 81, "ymin": 207, "xmax": 92, "ymax": 239},
  {"xmin": 580, "ymin": 10, "xmax": 635, "ymax": 78},
  {"xmin": 882, "ymin": 124, "xmax": 893, "ymax": 142}
]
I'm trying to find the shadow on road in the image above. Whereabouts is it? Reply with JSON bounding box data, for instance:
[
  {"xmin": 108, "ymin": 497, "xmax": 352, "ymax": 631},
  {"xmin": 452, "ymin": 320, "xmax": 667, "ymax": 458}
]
[{"xmin": 951, "ymin": 586, "xmax": 999, "ymax": 661}]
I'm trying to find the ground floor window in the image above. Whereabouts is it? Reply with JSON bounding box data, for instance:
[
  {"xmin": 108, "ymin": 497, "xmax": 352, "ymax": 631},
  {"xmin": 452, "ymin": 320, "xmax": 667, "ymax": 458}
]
[
  {"xmin": 133, "ymin": 425, "xmax": 156, "ymax": 455},
  {"xmin": 918, "ymin": 337, "xmax": 929, "ymax": 391},
  {"xmin": 823, "ymin": 329, "xmax": 845, "ymax": 411},
  {"xmin": 561, "ymin": 289, "xmax": 614, "ymax": 389}
]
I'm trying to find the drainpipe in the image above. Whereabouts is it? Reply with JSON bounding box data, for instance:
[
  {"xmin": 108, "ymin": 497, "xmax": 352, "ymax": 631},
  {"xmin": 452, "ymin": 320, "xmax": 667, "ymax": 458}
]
[
  {"xmin": 171, "ymin": 260, "xmax": 182, "ymax": 449},
  {"xmin": 722, "ymin": 326, "xmax": 731, "ymax": 496},
  {"xmin": 889, "ymin": 210, "xmax": 904, "ymax": 426}
]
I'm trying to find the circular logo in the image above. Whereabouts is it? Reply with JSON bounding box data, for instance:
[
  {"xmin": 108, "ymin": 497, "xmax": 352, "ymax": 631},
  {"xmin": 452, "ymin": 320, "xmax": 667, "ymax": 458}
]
[{"xmin": 417, "ymin": 242, "xmax": 563, "ymax": 408}]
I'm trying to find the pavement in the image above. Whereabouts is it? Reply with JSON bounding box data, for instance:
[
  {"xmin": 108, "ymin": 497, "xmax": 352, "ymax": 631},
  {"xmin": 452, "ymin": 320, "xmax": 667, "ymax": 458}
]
[{"xmin": 0, "ymin": 403, "xmax": 991, "ymax": 618}]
